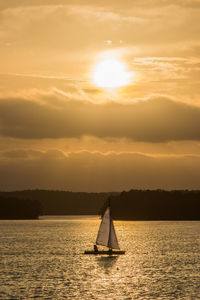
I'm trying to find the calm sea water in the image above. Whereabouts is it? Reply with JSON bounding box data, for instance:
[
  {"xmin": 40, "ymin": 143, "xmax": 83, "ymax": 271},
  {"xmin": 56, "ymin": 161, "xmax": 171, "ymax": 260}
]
[{"xmin": 0, "ymin": 216, "xmax": 200, "ymax": 299}]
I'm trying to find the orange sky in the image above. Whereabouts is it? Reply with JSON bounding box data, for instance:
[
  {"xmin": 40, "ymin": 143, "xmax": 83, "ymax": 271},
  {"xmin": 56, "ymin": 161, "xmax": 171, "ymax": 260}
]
[{"xmin": 0, "ymin": 0, "xmax": 200, "ymax": 191}]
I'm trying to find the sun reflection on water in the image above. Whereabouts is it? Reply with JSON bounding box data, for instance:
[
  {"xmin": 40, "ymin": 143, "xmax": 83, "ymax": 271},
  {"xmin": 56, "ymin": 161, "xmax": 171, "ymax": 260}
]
[{"xmin": 0, "ymin": 217, "xmax": 200, "ymax": 299}]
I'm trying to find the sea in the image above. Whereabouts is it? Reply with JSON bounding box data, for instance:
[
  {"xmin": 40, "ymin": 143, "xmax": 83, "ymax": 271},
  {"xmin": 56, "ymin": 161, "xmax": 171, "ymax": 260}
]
[{"xmin": 0, "ymin": 216, "xmax": 200, "ymax": 299}]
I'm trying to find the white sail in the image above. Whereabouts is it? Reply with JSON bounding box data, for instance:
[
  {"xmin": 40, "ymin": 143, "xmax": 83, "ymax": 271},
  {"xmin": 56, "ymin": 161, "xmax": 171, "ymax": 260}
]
[
  {"xmin": 96, "ymin": 206, "xmax": 120, "ymax": 250},
  {"xmin": 108, "ymin": 215, "xmax": 120, "ymax": 249}
]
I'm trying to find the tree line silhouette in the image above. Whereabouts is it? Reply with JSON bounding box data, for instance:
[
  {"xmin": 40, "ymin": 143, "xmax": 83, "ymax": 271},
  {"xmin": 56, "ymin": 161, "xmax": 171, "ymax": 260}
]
[
  {"xmin": 0, "ymin": 190, "xmax": 116, "ymax": 218},
  {"xmin": 0, "ymin": 196, "xmax": 42, "ymax": 219},
  {"xmin": 1, "ymin": 189, "xmax": 200, "ymax": 220},
  {"xmin": 109, "ymin": 189, "xmax": 200, "ymax": 220}
]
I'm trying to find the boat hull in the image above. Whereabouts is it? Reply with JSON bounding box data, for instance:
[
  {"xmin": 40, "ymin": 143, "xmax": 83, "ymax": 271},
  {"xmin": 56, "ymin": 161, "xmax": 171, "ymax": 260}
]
[{"xmin": 84, "ymin": 250, "xmax": 125, "ymax": 255}]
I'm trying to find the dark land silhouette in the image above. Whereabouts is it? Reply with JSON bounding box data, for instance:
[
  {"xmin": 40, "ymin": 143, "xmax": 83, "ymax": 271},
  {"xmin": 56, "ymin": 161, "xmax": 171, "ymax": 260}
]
[
  {"xmin": 109, "ymin": 189, "xmax": 200, "ymax": 220},
  {"xmin": 0, "ymin": 196, "xmax": 42, "ymax": 219},
  {"xmin": 0, "ymin": 190, "xmax": 117, "ymax": 218},
  {"xmin": 1, "ymin": 189, "xmax": 200, "ymax": 220}
]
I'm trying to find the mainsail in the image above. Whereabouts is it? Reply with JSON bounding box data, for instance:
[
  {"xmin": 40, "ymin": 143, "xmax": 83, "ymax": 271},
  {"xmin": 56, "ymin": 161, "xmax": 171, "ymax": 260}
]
[{"xmin": 96, "ymin": 206, "xmax": 120, "ymax": 250}]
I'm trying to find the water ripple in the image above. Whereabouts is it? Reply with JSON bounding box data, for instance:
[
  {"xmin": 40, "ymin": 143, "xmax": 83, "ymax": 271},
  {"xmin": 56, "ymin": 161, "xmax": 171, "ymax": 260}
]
[{"xmin": 0, "ymin": 218, "xmax": 200, "ymax": 299}]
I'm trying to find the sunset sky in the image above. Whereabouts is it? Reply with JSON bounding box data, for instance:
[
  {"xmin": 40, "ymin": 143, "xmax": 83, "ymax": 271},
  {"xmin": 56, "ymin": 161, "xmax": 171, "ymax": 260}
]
[{"xmin": 1, "ymin": 0, "xmax": 200, "ymax": 191}]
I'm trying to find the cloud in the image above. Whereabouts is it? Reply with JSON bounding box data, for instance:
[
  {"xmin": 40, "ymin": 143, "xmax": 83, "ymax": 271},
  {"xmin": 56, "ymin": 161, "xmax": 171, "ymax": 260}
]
[
  {"xmin": 1, "ymin": 135, "xmax": 200, "ymax": 157},
  {"xmin": 0, "ymin": 93, "xmax": 200, "ymax": 142},
  {"xmin": 1, "ymin": 2, "xmax": 200, "ymax": 53},
  {"xmin": 0, "ymin": 0, "xmax": 199, "ymax": 192},
  {"xmin": 1, "ymin": 0, "xmax": 200, "ymax": 12},
  {"xmin": 132, "ymin": 57, "xmax": 200, "ymax": 81},
  {"xmin": 1, "ymin": 148, "xmax": 200, "ymax": 191},
  {"xmin": 1, "ymin": 0, "xmax": 200, "ymax": 86},
  {"xmin": 2, "ymin": 149, "xmax": 43, "ymax": 159}
]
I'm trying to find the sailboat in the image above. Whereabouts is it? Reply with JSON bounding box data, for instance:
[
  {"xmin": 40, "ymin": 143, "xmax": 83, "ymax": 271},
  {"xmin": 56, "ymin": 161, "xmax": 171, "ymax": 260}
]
[{"xmin": 84, "ymin": 203, "xmax": 125, "ymax": 255}]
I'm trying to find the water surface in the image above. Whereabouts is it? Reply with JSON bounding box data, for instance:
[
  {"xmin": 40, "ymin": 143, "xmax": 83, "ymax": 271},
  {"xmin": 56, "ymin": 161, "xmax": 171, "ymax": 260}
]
[{"xmin": 0, "ymin": 216, "xmax": 200, "ymax": 299}]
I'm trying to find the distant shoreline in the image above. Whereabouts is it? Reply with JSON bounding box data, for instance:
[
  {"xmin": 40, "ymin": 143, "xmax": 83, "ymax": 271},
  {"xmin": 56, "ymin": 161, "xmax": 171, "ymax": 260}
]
[
  {"xmin": 1, "ymin": 189, "xmax": 200, "ymax": 220},
  {"xmin": 1, "ymin": 214, "xmax": 200, "ymax": 221}
]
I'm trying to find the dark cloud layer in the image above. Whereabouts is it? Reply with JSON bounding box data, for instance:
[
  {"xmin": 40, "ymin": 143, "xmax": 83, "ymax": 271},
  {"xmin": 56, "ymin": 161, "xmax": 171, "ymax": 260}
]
[
  {"xmin": 0, "ymin": 95, "xmax": 200, "ymax": 142},
  {"xmin": 0, "ymin": 149, "xmax": 200, "ymax": 191}
]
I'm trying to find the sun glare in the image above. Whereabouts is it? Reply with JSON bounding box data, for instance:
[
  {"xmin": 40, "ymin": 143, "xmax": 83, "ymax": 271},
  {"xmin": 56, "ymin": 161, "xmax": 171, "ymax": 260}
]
[{"xmin": 92, "ymin": 57, "xmax": 132, "ymax": 89}]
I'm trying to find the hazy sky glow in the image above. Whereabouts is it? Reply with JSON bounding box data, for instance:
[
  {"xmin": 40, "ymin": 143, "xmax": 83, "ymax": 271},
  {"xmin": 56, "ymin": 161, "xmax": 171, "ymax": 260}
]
[{"xmin": 1, "ymin": 0, "xmax": 200, "ymax": 191}]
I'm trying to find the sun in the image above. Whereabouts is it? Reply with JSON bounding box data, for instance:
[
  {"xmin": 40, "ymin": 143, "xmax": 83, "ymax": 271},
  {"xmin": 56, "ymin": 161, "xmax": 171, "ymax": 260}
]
[{"xmin": 92, "ymin": 57, "xmax": 132, "ymax": 89}]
